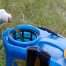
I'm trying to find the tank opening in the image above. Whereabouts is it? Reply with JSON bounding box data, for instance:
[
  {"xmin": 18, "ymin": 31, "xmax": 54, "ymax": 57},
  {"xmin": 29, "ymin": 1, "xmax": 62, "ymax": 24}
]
[{"xmin": 10, "ymin": 29, "xmax": 39, "ymax": 42}]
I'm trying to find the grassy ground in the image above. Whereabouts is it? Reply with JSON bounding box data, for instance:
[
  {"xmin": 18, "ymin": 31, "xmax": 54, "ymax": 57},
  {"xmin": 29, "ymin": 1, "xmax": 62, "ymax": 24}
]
[
  {"xmin": 0, "ymin": 0, "xmax": 66, "ymax": 37},
  {"xmin": 0, "ymin": 0, "xmax": 66, "ymax": 66}
]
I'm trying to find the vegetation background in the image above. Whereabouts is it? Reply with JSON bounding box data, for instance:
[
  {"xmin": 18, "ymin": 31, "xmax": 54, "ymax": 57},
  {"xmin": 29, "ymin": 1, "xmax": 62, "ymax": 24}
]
[
  {"xmin": 0, "ymin": 0, "xmax": 66, "ymax": 66},
  {"xmin": 0, "ymin": 0, "xmax": 66, "ymax": 36}
]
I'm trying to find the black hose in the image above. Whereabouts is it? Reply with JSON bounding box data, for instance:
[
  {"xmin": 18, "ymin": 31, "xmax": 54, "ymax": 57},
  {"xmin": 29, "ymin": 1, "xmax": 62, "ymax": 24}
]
[{"xmin": 38, "ymin": 26, "xmax": 60, "ymax": 37}]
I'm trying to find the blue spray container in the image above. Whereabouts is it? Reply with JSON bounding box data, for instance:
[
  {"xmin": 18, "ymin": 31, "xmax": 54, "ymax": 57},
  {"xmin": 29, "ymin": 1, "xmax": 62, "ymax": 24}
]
[{"xmin": 2, "ymin": 24, "xmax": 66, "ymax": 66}]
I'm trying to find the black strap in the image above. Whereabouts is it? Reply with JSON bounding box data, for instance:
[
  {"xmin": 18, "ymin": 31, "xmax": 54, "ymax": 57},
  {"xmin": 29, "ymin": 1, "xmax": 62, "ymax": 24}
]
[
  {"xmin": 38, "ymin": 50, "xmax": 51, "ymax": 66},
  {"xmin": 26, "ymin": 46, "xmax": 38, "ymax": 66},
  {"xmin": 26, "ymin": 46, "xmax": 51, "ymax": 66}
]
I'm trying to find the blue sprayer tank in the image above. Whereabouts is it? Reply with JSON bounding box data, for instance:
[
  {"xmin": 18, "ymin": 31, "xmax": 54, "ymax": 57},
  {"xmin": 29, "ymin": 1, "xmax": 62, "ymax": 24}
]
[{"xmin": 2, "ymin": 24, "xmax": 66, "ymax": 66}]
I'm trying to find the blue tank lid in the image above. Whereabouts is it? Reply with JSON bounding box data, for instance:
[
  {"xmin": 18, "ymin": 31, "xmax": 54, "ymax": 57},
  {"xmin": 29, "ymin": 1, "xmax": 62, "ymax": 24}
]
[{"xmin": 3, "ymin": 24, "xmax": 41, "ymax": 47}]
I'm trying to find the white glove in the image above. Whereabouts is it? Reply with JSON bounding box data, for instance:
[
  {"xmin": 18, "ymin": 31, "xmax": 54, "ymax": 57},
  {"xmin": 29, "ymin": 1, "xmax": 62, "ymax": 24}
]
[{"xmin": 0, "ymin": 9, "xmax": 12, "ymax": 23}]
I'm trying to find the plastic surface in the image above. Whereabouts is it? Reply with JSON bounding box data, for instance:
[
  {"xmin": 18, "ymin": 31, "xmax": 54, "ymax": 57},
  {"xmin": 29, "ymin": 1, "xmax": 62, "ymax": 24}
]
[{"xmin": 2, "ymin": 24, "xmax": 66, "ymax": 66}]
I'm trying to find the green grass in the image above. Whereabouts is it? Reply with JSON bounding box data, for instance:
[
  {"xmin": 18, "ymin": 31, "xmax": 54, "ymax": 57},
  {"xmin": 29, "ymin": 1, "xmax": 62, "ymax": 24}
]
[
  {"xmin": 0, "ymin": 40, "xmax": 5, "ymax": 66},
  {"xmin": 0, "ymin": 0, "xmax": 66, "ymax": 37}
]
